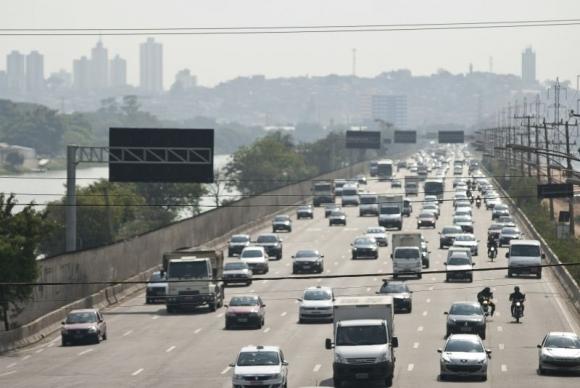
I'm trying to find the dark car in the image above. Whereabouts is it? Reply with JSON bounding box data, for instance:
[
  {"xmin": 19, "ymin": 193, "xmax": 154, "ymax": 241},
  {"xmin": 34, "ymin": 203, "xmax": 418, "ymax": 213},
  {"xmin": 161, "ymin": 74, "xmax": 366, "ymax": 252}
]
[
  {"xmin": 377, "ymin": 281, "xmax": 412, "ymax": 313},
  {"xmin": 228, "ymin": 234, "xmax": 251, "ymax": 257},
  {"xmin": 223, "ymin": 261, "xmax": 253, "ymax": 286},
  {"xmin": 292, "ymin": 250, "xmax": 324, "ymax": 274},
  {"xmin": 224, "ymin": 295, "xmax": 266, "ymax": 329},
  {"xmin": 329, "ymin": 210, "xmax": 347, "ymax": 226},
  {"xmin": 61, "ymin": 309, "xmax": 107, "ymax": 346},
  {"xmin": 453, "ymin": 215, "xmax": 474, "ymax": 233},
  {"xmin": 272, "ymin": 215, "xmax": 292, "ymax": 232},
  {"xmin": 498, "ymin": 226, "xmax": 522, "ymax": 247},
  {"xmin": 355, "ymin": 174, "xmax": 367, "ymax": 185},
  {"xmin": 391, "ymin": 179, "xmax": 402, "ymax": 188},
  {"xmin": 445, "ymin": 302, "xmax": 487, "ymax": 339},
  {"xmin": 256, "ymin": 233, "xmax": 283, "ymax": 260},
  {"xmin": 325, "ymin": 204, "xmax": 340, "ymax": 218},
  {"xmin": 492, "ymin": 204, "xmax": 510, "ymax": 220},
  {"xmin": 487, "ymin": 223, "xmax": 504, "ymax": 240},
  {"xmin": 417, "ymin": 211, "xmax": 436, "ymax": 229},
  {"xmin": 351, "ymin": 236, "xmax": 379, "ymax": 259},
  {"xmin": 297, "ymin": 205, "xmax": 314, "ymax": 219},
  {"xmin": 439, "ymin": 225, "xmax": 464, "ymax": 248},
  {"xmin": 145, "ymin": 271, "xmax": 167, "ymax": 304}
]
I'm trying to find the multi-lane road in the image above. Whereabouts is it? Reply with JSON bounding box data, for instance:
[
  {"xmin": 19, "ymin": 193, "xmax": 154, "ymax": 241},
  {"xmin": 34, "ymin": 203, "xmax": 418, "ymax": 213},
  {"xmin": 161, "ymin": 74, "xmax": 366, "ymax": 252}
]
[{"xmin": 0, "ymin": 165, "xmax": 579, "ymax": 388}]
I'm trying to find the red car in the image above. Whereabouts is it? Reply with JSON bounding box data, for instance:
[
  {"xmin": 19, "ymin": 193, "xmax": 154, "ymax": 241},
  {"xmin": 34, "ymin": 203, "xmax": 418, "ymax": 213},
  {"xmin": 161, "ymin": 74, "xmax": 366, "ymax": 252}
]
[{"xmin": 224, "ymin": 295, "xmax": 266, "ymax": 329}]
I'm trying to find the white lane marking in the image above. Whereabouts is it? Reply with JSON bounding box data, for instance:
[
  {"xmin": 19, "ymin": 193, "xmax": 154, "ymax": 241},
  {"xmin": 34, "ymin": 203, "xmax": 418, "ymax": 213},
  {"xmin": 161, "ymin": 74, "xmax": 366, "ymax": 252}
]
[
  {"xmin": 422, "ymin": 311, "xmax": 428, "ymax": 317},
  {"xmin": 417, "ymin": 326, "xmax": 424, "ymax": 332},
  {"xmin": 6, "ymin": 363, "xmax": 16, "ymax": 369},
  {"xmin": 294, "ymin": 300, "xmax": 299, "ymax": 304},
  {"xmin": 431, "ymin": 277, "xmax": 436, "ymax": 281},
  {"xmin": 545, "ymin": 274, "xmax": 580, "ymax": 332},
  {"xmin": 152, "ymin": 316, "xmax": 159, "ymax": 320},
  {"xmin": 49, "ymin": 337, "xmax": 60, "ymax": 344},
  {"xmin": 429, "ymin": 286, "xmax": 434, "ymax": 291},
  {"xmin": 501, "ymin": 364, "xmax": 508, "ymax": 372},
  {"xmin": 250, "ymin": 289, "xmax": 256, "ymax": 293},
  {"xmin": 78, "ymin": 349, "xmax": 93, "ymax": 356},
  {"xmin": 373, "ymin": 278, "xmax": 378, "ymax": 282},
  {"xmin": 275, "ymin": 271, "xmax": 280, "ymax": 275},
  {"xmin": 307, "ymin": 228, "xmax": 322, "ymax": 232},
  {"xmin": 263, "ymin": 280, "xmax": 269, "ymax": 284},
  {"xmin": 220, "ymin": 366, "xmax": 231, "ymax": 375},
  {"xmin": 413, "ymin": 342, "xmax": 420, "ymax": 349},
  {"xmin": 166, "ymin": 346, "xmax": 176, "ymax": 353},
  {"xmin": 0, "ymin": 370, "xmax": 17, "ymax": 377},
  {"xmin": 317, "ymin": 279, "xmax": 322, "ymax": 283},
  {"xmin": 281, "ymin": 312, "xmax": 287, "ymax": 317},
  {"xmin": 407, "ymin": 363, "xmax": 415, "ymax": 371},
  {"xmin": 35, "ymin": 348, "xmax": 44, "ymax": 354},
  {"xmin": 131, "ymin": 368, "xmax": 144, "ymax": 376},
  {"xmin": 497, "ymin": 326, "xmax": 503, "ymax": 332},
  {"xmin": 426, "ymin": 298, "xmax": 431, "ymax": 303},
  {"xmin": 218, "ymin": 313, "xmax": 224, "ymax": 318},
  {"xmin": 326, "ymin": 270, "xmax": 331, "ymax": 274},
  {"xmin": 21, "ymin": 355, "xmax": 31, "ymax": 361},
  {"xmin": 285, "ymin": 263, "xmax": 290, "ymax": 267},
  {"xmin": 334, "ymin": 262, "xmax": 339, "ymax": 266},
  {"xmin": 366, "ymin": 288, "xmax": 371, "ymax": 293},
  {"xmin": 496, "ymin": 312, "xmax": 501, "ymax": 317},
  {"xmin": 263, "ymin": 327, "xmax": 271, "ymax": 333},
  {"xmin": 123, "ymin": 330, "xmax": 133, "ymax": 337},
  {"xmin": 194, "ymin": 328, "xmax": 202, "ymax": 334},
  {"xmin": 499, "ymin": 344, "xmax": 505, "ymax": 350},
  {"xmin": 313, "ymin": 364, "xmax": 322, "ymax": 372}
]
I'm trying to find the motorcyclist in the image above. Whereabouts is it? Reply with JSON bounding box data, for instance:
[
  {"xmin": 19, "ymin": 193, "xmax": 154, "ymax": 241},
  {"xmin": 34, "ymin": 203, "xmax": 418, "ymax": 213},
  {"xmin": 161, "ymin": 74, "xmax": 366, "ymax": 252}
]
[
  {"xmin": 487, "ymin": 235, "xmax": 498, "ymax": 256},
  {"xmin": 475, "ymin": 195, "xmax": 482, "ymax": 208},
  {"xmin": 509, "ymin": 286, "xmax": 526, "ymax": 316},
  {"xmin": 477, "ymin": 287, "xmax": 496, "ymax": 316}
]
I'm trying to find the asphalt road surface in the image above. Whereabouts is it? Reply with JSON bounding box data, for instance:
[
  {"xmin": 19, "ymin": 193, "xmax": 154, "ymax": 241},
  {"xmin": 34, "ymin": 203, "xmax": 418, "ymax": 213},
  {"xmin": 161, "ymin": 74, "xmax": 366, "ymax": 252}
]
[{"xmin": 1, "ymin": 165, "xmax": 579, "ymax": 388}]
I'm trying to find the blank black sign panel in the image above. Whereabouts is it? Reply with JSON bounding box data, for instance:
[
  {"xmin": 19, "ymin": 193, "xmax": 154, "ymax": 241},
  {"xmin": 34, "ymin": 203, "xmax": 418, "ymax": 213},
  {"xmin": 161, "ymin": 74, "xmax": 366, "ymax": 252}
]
[
  {"xmin": 346, "ymin": 130, "xmax": 381, "ymax": 149},
  {"xmin": 394, "ymin": 130, "xmax": 417, "ymax": 144},
  {"xmin": 438, "ymin": 131, "xmax": 465, "ymax": 144},
  {"xmin": 537, "ymin": 183, "xmax": 573, "ymax": 199},
  {"xmin": 109, "ymin": 128, "xmax": 214, "ymax": 183}
]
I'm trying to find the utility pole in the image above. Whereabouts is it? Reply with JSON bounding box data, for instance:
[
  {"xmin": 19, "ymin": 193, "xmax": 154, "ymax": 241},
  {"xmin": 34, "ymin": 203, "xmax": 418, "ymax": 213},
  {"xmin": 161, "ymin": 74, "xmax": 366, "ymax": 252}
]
[
  {"xmin": 543, "ymin": 122, "xmax": 555, "ymax": 219},
  {"xmin": 514, "ymin": 100, "xmax": 534, "ymax": 177},
  {"xmin": 564, "ymin": 121, "xmax": 575, "ymax": 236}
]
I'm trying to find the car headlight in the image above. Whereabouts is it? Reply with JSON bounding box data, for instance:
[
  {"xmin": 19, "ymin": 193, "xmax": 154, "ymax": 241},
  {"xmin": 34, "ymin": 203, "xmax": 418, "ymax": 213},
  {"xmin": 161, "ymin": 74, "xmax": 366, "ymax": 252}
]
[
  {"xmin": 88, "ymin": 326, "xmax": 98, "ymax": 333},
  {"xmin": 61, "ymin": 328, "xmax": 69, "ymax": 334},
  {"xmin": 233, "ymin": 373, "xmax": 242, "ymax": 380},
  {"xmin": 376, "ymin": 352, "xmax": 388, "ymax": 362},
  {"xmin": 541, "ymin": 351, "xmax": 554, "ymax": 361},
  {"xmin": 270, "ymin": 373, "xmax": 281, "ymax": 380},
  {"xmin": 441, "ymin": 353, "xmax": 452, "ymax": 363}
]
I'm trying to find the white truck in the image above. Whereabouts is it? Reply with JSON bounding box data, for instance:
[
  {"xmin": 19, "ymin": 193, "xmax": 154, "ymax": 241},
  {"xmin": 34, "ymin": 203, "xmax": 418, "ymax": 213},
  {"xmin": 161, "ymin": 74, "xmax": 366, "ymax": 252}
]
[
  {"xmin": 163, "ymin": 247, "xmax": 225, "ymax": 313},
  {"xmin": 378, "ymin": 195, "xmax": 403, "ymax": 230},
  {"xmin": 391, "ymin": 233, "xmax": 422, "ymax": 279},
  {"xmin": 404, "ymin": 175, "xmax": 419, "ymax": 196},
  {"xmin": 325, "ymin": 296, "xmax": 398, "ymax": 387}
]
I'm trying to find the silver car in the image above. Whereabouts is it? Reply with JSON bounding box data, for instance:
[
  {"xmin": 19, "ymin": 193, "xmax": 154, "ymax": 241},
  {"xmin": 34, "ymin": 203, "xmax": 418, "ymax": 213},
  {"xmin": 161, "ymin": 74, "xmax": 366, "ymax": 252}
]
[
  {"xmin": 438, "ymin": 334, "xmax": 491, "ymax": 381},
  {"xmin": 538, "ymin": 332, "xmax": 580, "ymax": 375}
]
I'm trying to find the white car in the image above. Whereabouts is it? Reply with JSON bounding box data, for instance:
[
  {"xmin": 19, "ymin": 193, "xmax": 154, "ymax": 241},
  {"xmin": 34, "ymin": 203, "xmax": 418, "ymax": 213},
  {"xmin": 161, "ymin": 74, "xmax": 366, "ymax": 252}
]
[
  {"xmin": 298, "ymin": 286, "xmax": 334, "ymax": 323},
  {"xmin": 230, "ymin": 345, "xmax": 289, "ymax": 387},
  {"xmin": 537, "ymin": 332, "xmax": 580, "ymax": 375},
  {"xmin": 240, "ymin": 246, "xmax": 269, "ymax": 274},
  {"xmin": 421, "ymin": 203, "xmax": 440, "ymax": 218},
  {"xmin": 424, "ymin": 195, "xmax": 439, "ymax": 204},
  {"xmin": 445, "ymin": 251, "xmax": 474, "ymax": 282},
  {"xmin": 452, "ymin": 234, "xmax": 479, "ymax": 256},
  {"xmin": 438, "ymin": 334, "xmax": 491, "ymax": 381},
  {"xmin": 366, "ymin": 226, "xmax": 388, "ymax": 247}
]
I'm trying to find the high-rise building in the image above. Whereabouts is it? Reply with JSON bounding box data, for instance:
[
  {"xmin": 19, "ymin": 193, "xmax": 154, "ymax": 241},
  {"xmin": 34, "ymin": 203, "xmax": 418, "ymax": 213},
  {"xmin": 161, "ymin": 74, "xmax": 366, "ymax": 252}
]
[
  {"xmin": 140, "ymin": 37, "xmax": 163, "ymax": 93},
  {"xmin": 26, "ymin": 50, "xmax": 45, "ymax": 93},
  {"xmin": 371, "ymin": 95, "xmax": 408, "ymax": 129},
  {"xmin": 172, "ymin": 69, "xmax": 197, "ymax": 90},
  {"xmin": 6, "ymin": 50, "xmax": 25, "ymax": 94},
  {"xmin": 110, "ymin": 55, "xmax": 127, "ymax": 88},
  {"xmin": 522, "ymin": 47, "xmax": 536, "ymax": 84},
  {"xmin": 90, "ymin": 40, "xmax": 109, "ymax": 89},
  {"xmin": 0, "ymin": 71, "xmax": 7, "ymax": 93},
  {"xmin": 73, "ymin": 56, "xmax": 91, "ymax": 91}
]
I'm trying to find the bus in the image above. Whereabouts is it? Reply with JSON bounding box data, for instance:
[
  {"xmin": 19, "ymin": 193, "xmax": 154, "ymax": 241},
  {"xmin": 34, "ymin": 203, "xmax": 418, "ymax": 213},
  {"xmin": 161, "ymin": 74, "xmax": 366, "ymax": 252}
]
[
  {"xmin": 376, "ymin": 159, "xmax": 394, "ymax": 181},
  {"xmin": 424, "ymin": 179, "xmax": 444, "ymax": 203}
]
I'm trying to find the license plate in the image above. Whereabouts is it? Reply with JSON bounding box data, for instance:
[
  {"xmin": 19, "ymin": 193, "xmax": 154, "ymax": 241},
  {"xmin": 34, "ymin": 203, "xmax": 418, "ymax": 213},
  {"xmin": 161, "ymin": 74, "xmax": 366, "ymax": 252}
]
[
  {"xmin": 184, "ymin": 296, "xmax": 194, "ymax": 300},
  {"xmin": 237, "ymin": 318, "xmax": 248, "ymax": 322},
  {"xmin": 460, "ymin": 326, "xmax": 472, "ymax": 332},
  {"xmin": 355, "ymin": 372, "xmax": 369, "ymax": 379},
  {"xmin": 303, "ymin": 266, "xmax": 311, "ymax": 269},
  {"xmin": 73, "ymin": 334, "xmax": 84, "ymax": 338}
]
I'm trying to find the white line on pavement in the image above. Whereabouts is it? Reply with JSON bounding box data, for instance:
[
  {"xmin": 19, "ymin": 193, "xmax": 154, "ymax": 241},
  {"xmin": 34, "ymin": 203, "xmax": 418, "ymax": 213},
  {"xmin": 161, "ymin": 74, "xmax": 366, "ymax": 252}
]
[
  {"xmin": 326, "ymin": 270, "xmax": 331, "ymax": 274},
  {"xmin": 0, "ymin": 370, "xmax": 17, "ymax": 377},
  {"xmin": 217, "ymin": 313, "xmax": 224, "ymax": 318},
  {"xmin": 417, "ymin": 326, "xmax": 424, "ymax": 332},
  {"xmin": 317, "ymin": 279, "xmax": 322, "ymax": 283},
  {"xmin": 426, "ymin": 298, "xmax": 431, "ymax": 303},
  {"xmin": 49, "ymin": 337, "xmax": 60, "ymax": 344},
  {"xmin": 501, "ymin": 364, "xmax": 508, "ymax": 372},
  {"xmin": 497, "ymin": 326, "xmax": 503, "ymax": 332},
  {"xmin": 413, "ymin": 342, "xmax": 420, "ymax": 349},
  {"xmin": 281, "ymin": 312, "xmax": 287, "ymax": 317},
  {"xmin": 151, "ymin": 316, "xmax": 159, "ymax": 320},
  {"xmin": 496, "ymin": 312, "xmax": 501, "ymax": 317},
  {"xmin": 313, "ymin": 364, "xmax": 321, "ymax": 372},
  {"xmin": 263, "ymin": 327, "xmax": 271, "ymax": 333},
  {"xmin": 263, "ymin": 280, "xmax": 269, "ymax": 284},
  {"xmin": 220, "ymin": 366, "xmax": 231, "ymax": 375},
  {"xmin": 166, "ymin": 346, "xmax": 176, "ymax": 353},
  {"xmin": 499, "ymin": 344, "xmax": 505, "ymax": 350},
  {"xmin": 431, "ymin": 277, "xmax": 436, "ymax": 281},
  {"xmin": 422, "ymin": 311, "xmax": 428, "ymax": 317},
  {"xmin": 407, "ymin": 364, "xmax": 414, "ymax": 371},
  {"xmin": 285, "ymin": 263, "xmax": 290, "ymax": 267},
  {"xmin": 545, "ymin": 274, "xmax": 580, "ymax": 332},
  {"xmin": 78, "ymin": 349, "xmax": 93, "ymax": 356},
  {"xmin": 6, "ymin": 363, "xmax": 16, "ymax": 369},
  {"xmin": 373, "ymin": 278, "xmax": 378, "ymax": 282},
  {"xmin": 366, "ymin": 288, "xmax": 371, "ymax": 292},
  {"xmin": 194, "ymin": 328, "xmax": 202, "ymax": 334},
  {"xmin": 334, "ymin": 262, "xmax": 339, "ymax": 266},
  {"xmin": 131, "ymin": 368, "xmax": 144, "ymax": 376},
  {"xmin": 34, "ymin": 349, "xmax": 44, "ymax": 354},
  {"xmin": 123, "ymin": 330, "xmax": 133, "ymax": 337},
  {"xmin": 275, "ymin": 271, "xmax": 280, "ymax": 275},
  {"xmin": 429, "ymin": 286, "xmax": 434, "ymax": 291},
  {"xmin": 21, "ymin": 355, "xmax": 31, "ymax": 361}
]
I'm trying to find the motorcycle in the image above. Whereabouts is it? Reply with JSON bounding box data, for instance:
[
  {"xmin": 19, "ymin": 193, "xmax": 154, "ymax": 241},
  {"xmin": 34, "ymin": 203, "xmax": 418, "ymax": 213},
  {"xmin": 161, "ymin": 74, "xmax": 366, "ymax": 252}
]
[
  {"xmin": 488, "ymin": 245, "xmax": 497, "ymax": 261},
  {"xmin": 480, "ymin": 298, "xmax": 492, "ymax": 316},
  {"xmin": 476, "ymin": 199, "xmax": 482, "ymax": 209},
  {"xmin": 512, "ymin": 300, "xmax": 524, "ymax": 323}
]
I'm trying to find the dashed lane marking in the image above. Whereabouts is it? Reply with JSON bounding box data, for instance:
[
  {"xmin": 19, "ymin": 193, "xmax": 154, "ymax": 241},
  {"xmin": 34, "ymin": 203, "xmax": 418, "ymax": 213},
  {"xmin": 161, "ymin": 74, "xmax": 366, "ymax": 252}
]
[
  {"xmin": 221, "ymin": 366, "xmax": 231, "ymax": 375},
  {"xmin": 496, "ymin": 312, "xmax": 501, "ymax": 317},
  {"xmin": 166, "ymin": 346, "xmax": 176, "ymax": 353},
  {"xmin": 417, "ymin": 326, "xmax": 424, "ymax": 332},
  {"xmin": 131, "ymin": 368, "xmax": 144, "ymax": 376},
  {"xmin": 431, "ymin": 277, "xmax": 436, "ymax": 281},
  {"xmin": 313, "ymin": 364, "xmax": 322, "ymax": 372},
  {"xmin": 78, "ymin": 349, "xmax": 93, "ymax": 356},
  {"xmin": 194, "ymin": 328, "xmax": 202, "ymax": 334},
  {"xmin": 217, "ymin": 313, "xmax": 224, "ymax": 318},
  {"xmin": 326, "ymin": 270, "xmax": 331, "ymax": 274},
  {"xmin": 317, "ymin": 279, "xmax": 322, "ymax": 283},
  {"xmin": 373, "ymin": 278, "xmax": 378, "ymax": 282},
  {"xmin": 429, "ymin": 286, "xmax": 434, "ymax": 291},
  {"xmin": 6, "ymin": 363, "xmax": 16, "ymax": 369},
  {"xmin": 34, "ymin": 348, "xmax": 44, "ymax": 354},
  {"xmin": 497, "ymin": 326, "xmax": 503, "ymax": 332},
  {"xmin": 413, "ymin": 342, "xmax": 420, "ymax": 349},
  {"xmin": 281, "ymin": 312, "xmax": 287, "ymax": 317},
  {"xmin": 334, "ymin": 262, "xmax": 339, "ymax": 266},
  {"xmin": 151, "ymin": 316, "xmax": 159, "ymax": 320},
  {"xmin": 275, "ymin": 271, "xmax": 280, "ymax": 275},
  {"xmin": 422, "ymin": 311, "xmax": 428, "ymax": 317},
  {"xmin": 366, "ymin": 288, "xmax": 371, "ymax": 293},
  {"xmin": 501, "ymin": 364, "xmax": 508, "ymax": 372},
  {"xmin": 426, "ymin": 298, "xmax": 431, "ymax": 303},
  {"xmin": 407, "ymin": 364, "xmax": 415, "ymax": 371},
  {"xmin": 285, "ymin": 263, "xmax": 290, "ymax": 267},
  {"xmin": 0, "ymin": 370, "xmax": 17, "ymax": 377},
  {"xmin": 263, "ymin": 327, "xmax": 271, "ymax": 333},
  {"xmin": 21, "ymin": 355, "xmax": 30, "ymax": 361},
  {"xmin": 499, "ymin": 344, "xmax": 505, "ymax": 350},
  {"xmin": 123, "ymin": 330, "xmax": 133, "ymax": 337}
]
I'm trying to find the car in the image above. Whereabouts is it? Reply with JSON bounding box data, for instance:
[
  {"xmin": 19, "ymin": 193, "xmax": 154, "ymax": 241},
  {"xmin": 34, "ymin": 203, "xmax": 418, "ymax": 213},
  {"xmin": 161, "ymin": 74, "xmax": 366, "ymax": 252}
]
[
  {"xmin": 417, "ymin": 211, "xmax": 437, "ymax": 228},
  {"xmin": 497, "ymin": 215, "xmax": 515, "ymax": 224},
  {"xmin": 424, "ymin": 195, "xmax": 439, "ymax": 204},
  {"xmin": 296, "ymin": 205, "xmax": 314, "ymax": 219},
  {"xmin": 224, "ymin": 295, "xmax": 266, "ymax": 329},
  {"xmin": 498, "ymin": 226, "xmax": 522, "ymax": 246},
  {"xmin": 438, "ymin": 334, "xmax": 491, "ymax": 381},
  {"xmin": 230, "ymin": 345, "xmax": 289, "ymax": 387},
  {"xmin": 272, "ymin": 214, "xmax": 292, "ymax": 232},
  {"xmin": 355, "ymin": 174, "xmax": 367, "ymax": 185},
  {"xmin": 223, "ymin": 261, "xmax": 253, "ymax": 286},
  {"xmin": 444, "ymin": 302, "xmax": 487, "ymax": 339},
  {"xmin": 422, "ymin": 203, "xmax": 440, "ymax": 218},
  {"xmin": 292, "ymin": 249, "xmax": 324, "ymax": 274},
  {"xmin": 454, "ymin": 199, "xmax": 472, "ymax": 209},
  {"xmin": 421, "ymin": 236, "xmax": 431, "ymax": 268},
  {"xmin": 256, "ymin": 233, "xmax": 283, "ymax": 259},
  {"xmin": 391, "ymin": 179, "xmax": 402, "ymax": 188},
  {"xmin": 453, "ymin": 215, "xmax": 474, "ymax": 233},
  {"xmin": 145, "ymin": 271, "xmax": 167, "ymax": 304},
  {"xmin": 492, "ymin": 204, "xmax": 510, "ymax": 220},
  {"xmin": 240, "ymin": 246, "xmax": 269, "ymax": 274},
  {"xmin": 341, "ymin": 184, "xmax": 360, "ymax": 206},
  {"xmin": 61, "ymin": 309, "xmax": 107, "ymax": 346},
  {"xmin": 351, "ymin": 236, "xmax": 379, "ymax": 259},
  {"xmin": 487, "ymin": 223, "xmax": 504, "ymax": 240},
  {"xmin": 298, "ymin": 286, "xmax": 334, "ymax": 323},
  {"xmin": 485, "ymin": 198, "xmax": 501, "ymax": 210},
  {"xmin": 452, "ymin": 234, "xmax": 479, "ymax": 256},
  {"xmin": 376, "ymin": 281, "xmax": 413, "ymax": 313},
  {"xmin": 453, "ymin": 192, "xmax": 468, "ymax": 206},
  {"xmin": 537, "ymin": 332, "xmax": 580, "ymax": 375},
  {"xmin": 359, "ymin": 193, "xmax": 379, "ymax": 216},
  {"xmin": 453, "ymin": 178, "xmax": 466, "ymax": 188},
  {"xmin": 439, "ymin": 225, "xmax": 464, "ymax": 248},
  {"xmin": 453, "ymin": 206, "xmax": 472, "ymax": 218},
  {"xmin": 334, "ymin": 179, "xmax": 347, "ymax": 197},
  {"xmin": 366, "ymin": 226, "xmax": 388, "ymax": 247},
  {"xmin": 325, "ymin": 203, "xmax": 340, "ymax": 218},
  {"xmin": 445, "ymin": 252, "xmax": 474, "ymax": 282},
  {"xmin": 329, "ymin": 210, "xmax": 347, "ymax": 226},
  {"xmin": 228, "ymin": 234, "xmax": 251, "ymax": 257}
]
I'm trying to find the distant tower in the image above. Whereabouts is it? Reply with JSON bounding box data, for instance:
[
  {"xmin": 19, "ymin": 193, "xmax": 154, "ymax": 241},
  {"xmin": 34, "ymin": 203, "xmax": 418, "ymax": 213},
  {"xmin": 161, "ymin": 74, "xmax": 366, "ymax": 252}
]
[
  {"xmin": 73, "ymin": 56, "xmax": 91, "ymax": 91},
  {"xmin": 90, "ymin": 40, "xmax": 109, "ymax": 89},
  {"xmin": 521, "ymin": 47, "xmax": 536, "ymax": 84},
  {"xmin": 352, "ymin": 48, "xmax": 357, "ymax": 76},
  {"xmin": 26, "ymin": 50, "xmax": 45, "ymax": 93},
  {"xmin": 109, "ymin": 55, "xmax": 127, "ymax": 88},
  {"xmin": 140, "ymin": 37, "xmax": 163, "ymax": 93},
  {"xmin": 6, "ymin": 50, "xmax": 25, "ymax": 94},
  {"xmin": 469, "ymin": 63, "xmax": 473, "ymax": 74}
]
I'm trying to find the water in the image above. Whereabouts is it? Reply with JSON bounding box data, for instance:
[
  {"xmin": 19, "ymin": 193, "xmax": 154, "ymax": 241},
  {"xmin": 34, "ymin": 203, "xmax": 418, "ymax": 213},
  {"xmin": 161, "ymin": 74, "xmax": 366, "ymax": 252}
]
[{"xmin": 0, "ymin": 154, "xmax": 234, "ymax": 212}]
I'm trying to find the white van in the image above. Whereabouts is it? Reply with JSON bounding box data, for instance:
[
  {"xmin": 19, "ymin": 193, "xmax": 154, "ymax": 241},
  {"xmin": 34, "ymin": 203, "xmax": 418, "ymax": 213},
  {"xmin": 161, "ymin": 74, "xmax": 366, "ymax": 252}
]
[{"xmin": 506, "ymin": 240, "xmax": 544, "ymax": 279}]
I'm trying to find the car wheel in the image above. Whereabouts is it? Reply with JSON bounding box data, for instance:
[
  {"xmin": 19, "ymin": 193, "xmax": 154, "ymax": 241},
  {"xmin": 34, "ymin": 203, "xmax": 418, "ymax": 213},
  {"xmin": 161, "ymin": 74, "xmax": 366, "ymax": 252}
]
[
  {"xmin": 508, "ymin": 270, "xmax": 513, "ymax": 278},
  {"xmin": 480, "ymin": 329, "xmax": 486, "ymax": 340},
  {"xmin": 333, "ymin": 378, "xmax": 342, "ymax": 387},
  {"xmin": 385, "ymin": 375, "xmax": 393, "ymax": 387},
  {"xmin": 61, "ymin": 337, "xmax": 67, "ymax": 347},
  {"xmin": 228, "ymin": 250, "xmax": 233, "ymax": 257},
  {"xmin": 469, "ymin": 276, "xmax": 473, "ymax": 283},
  {"xmin": 102, "ymin": 331, "xmax": 107, "ymax": 340},
  {"xmin": 538, "ymin": 363, "xmax": 545, "ymax": 375},
  {"xmin": 146, "ymin": 297, "xmax": 151, "ymax": 304},
  {"xmin": 537, "ymin": 272, "xmax": 542, "ymax": 279},
  {"xmin": 440, "ymin": 243, "xmax": 444, "ymax": 249},
  {"xmin": 408, "ymin": 303, "xmax": 413, "ymax": 313},
  {"xmin": 246, "ymin": 281, "xmax": 252, "ymax": 286},
  {"xmin": 418, "ymin": 274, "xmax": 422, "ymax": 279},
  {"xmin": 225, "ymin": 320, "xmax": 231, "ymax": 330},
  {"xmin": 208, "ymin": 302, "xmax": 216, "ymax": 312},
  {"xmin": 166, "ymin": 305, "xmax": 175, "ymax": 314},
  {"xmin": 95, "ymin": 334, "xmax": 101, "ymax": 344},
  {"xmin": 481, "ymin": 374, "xmax": 487, "ymax": 381}
]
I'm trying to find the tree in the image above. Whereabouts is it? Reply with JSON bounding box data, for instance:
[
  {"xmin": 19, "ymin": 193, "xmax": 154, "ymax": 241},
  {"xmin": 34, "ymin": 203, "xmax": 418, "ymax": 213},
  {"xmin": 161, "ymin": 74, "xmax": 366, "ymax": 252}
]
[
  {"xmin": 206, "ymin": 169, "xmax": 228, "ymax": 207},
  {"xmin": 0, "ymin": 194, "xmax": 49, "ymax": 331}
]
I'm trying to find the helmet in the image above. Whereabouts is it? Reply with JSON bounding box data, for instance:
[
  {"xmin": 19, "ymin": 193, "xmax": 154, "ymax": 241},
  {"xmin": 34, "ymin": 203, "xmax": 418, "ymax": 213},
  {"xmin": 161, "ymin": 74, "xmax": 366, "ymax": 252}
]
[
  {"xmin": 514, "ymin": 286, "xmax": 520, "ymax": 292},
  {"xmin": 484, "ymin": 287, "xmax": 491, "ymax": 293}
]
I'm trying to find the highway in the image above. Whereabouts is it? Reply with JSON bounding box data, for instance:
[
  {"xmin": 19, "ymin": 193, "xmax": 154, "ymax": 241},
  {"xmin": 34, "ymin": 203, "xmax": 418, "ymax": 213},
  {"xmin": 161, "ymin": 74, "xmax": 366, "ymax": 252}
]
[{"xmin": 0, "ymin": 164, "xmax": 579, "ymax": 388}]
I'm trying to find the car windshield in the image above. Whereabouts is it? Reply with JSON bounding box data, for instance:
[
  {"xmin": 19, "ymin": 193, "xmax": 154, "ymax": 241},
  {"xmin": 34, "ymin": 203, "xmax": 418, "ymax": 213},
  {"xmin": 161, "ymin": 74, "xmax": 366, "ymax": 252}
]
[
  {"xmin": 454, "ymin": 217, "xmax": 471, "ymax": 223},
  {"xmin": 445, "ymin": 339, "xmax": 484, "ymax": 353},
  {"xmin": 331, "ymin": 211, "xmax": 345, "ymax": 217},
  {"xmin": 501, "ymin": 228, "xmax": 518, "ymax": 235},
  {"xmin": 449, "ymin": 304, "xmax": 482, "ymax": 316},
  {"xmin": 257, "ymin": 235, "xmax": 278, "ymax": 243},
  {"xmin": 360, "ymin": 196, "xmax": 377, "ymax": 204},
  {"xmin": 274, "ymin": 216, "xmax": 289, "ymax": 221},
  {"xmin": 380, "ymin": 207, "xmax": 399, "ymax": 214},
  {"xmin": 304, "ymin": 290, "xmax": 332, "ymax": 300},
  {"xmin": 149, "ymin": 272, "xmax": 165, "ymax": 282},
  {"xmin": 66, "ymin": 312, "xmax": 97, "ymax": 324},
  {"xmin": 241, "ymin": 249, "xmax": 263, "ymax": 258},
  {"xmin": 380, "ymin": 283, "xmax": 409, "ymax": 293},
  {"xmin": 355, "ymin": 238, "xmax": 374, "ymax": 245},
  {"xmin": 489, "ymin": 224, "xmax": 503, "ymax": 231},
  {"xmin": 395, "ymin": 248, "xmax": 420, "ymax": 259},
  {"xmin": 336, "ymin": 325, "xmax": 388, "ymax": 346},
  {"xmin": 229, "ymin": 296, "xmax": 258, "ymax": 306},
  {"xmin": 544, "ymin": 335, "xmax": 580, "ymax": 349},
  {"xmin": 225, "ymin": 262, "xmax": 248, "ymax": 270},
  {"xmin": 424, "ymin": 204, "xmax": 437, "ymax": 209},
  {"xmin": 343, "ymin": 189, "xmax": 358, "ymax": 196},
  {"xmin": 231, "ymin": 236, "xmax": 249, "ymax": 243},
  {"xmin": 419, "ymin": 213, "xmax": 433, "ymax": 219},
  {"xmin": 367, "ymin": 228, "xmax": 384, "ymax": 234},
  {"xmin": 510, "ymin": 245, "xmax": 540, "ymax": 257},
  {"xmin": 298, "ymin": 206, "xmax": 311, "ymax": 211},
  {"xmin": 237, "ymin": 351, "xmax": 280, "ymax": 366},
  {"xmin": 455, "ymin": 235, "xmax": 475, "ymax": 242},
  {"xmin": 448, "ymin": 257, "xmax": 470, "ymax": 266},
  {"xmin": 495, "ymin": 205, "xmax": 508, "ymax": 210},
  {"xmin": 443, "ymin": 227, "xmax": 462, "ymax": 235},
  {"xmin": 168, "ymin": 261, "xmax": 208, "ymax": 278},
  {"xmin": 295, "ymin": 250, "xmax": 319, "ymax": 258}
]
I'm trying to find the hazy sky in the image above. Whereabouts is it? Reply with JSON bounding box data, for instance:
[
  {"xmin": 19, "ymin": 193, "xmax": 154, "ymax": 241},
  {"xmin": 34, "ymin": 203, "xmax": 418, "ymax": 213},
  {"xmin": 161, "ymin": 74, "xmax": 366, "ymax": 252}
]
[{"xmin": 1, "ymin": 0, "xmax": 579, "ymax": 87}]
